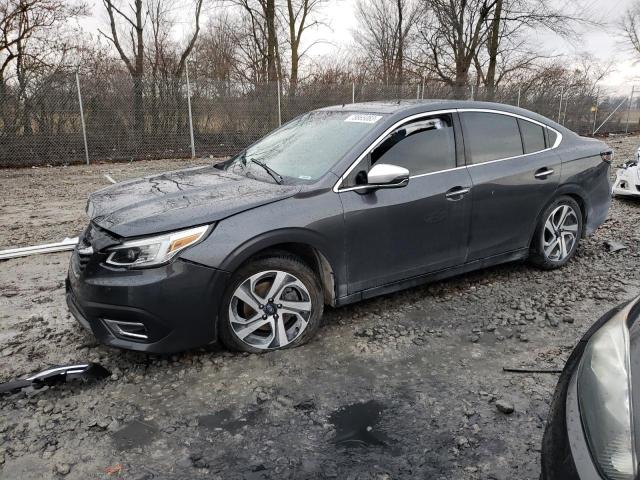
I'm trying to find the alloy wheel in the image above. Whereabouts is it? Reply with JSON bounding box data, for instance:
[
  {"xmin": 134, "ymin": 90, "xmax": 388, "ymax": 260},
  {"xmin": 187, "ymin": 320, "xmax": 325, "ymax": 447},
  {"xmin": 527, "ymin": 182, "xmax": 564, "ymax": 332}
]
[
  {"xmin": 543, "ymin": 204, "xmax": 579, "ymax": 262},
  {"xmin": 228, "ymin": 270, "xmax": 312, "ymax": 350}
]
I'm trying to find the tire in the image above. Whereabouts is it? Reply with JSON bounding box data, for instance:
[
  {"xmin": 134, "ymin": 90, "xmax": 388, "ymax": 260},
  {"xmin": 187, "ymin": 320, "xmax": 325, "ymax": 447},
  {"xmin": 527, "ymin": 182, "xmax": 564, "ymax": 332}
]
[
  {"xmin": 218, "ymin": 253, "xmax": 324, "ymax": 353},
  {"xmin": 529, "ymin": 195, "xmax": 583, "ymax": 270}
]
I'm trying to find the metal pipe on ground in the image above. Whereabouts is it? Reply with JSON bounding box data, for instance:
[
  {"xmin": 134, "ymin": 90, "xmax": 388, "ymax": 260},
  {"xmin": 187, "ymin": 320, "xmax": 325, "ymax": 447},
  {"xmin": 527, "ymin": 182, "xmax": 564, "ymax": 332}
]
[{"xmin": 0, "ymin": 237, "xmax": 78, "ymax": 260}]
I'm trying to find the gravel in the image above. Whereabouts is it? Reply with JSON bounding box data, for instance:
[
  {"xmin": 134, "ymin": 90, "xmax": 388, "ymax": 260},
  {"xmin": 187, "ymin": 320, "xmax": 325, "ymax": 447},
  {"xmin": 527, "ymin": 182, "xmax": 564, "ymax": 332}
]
[{"xmin": 1, "ymin": 136, "xmax": 640, "ymax": 479}]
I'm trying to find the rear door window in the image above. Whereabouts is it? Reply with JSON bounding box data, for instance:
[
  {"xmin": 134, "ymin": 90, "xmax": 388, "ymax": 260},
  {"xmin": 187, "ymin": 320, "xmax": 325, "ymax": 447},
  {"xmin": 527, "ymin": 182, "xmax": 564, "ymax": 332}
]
[
  {"xmin": 518, "ymin": 118, "xmax": 547, "ymax": 154},
  {"xmin": 461, "ymin": 112, "xmax": 524, "ymax": 164}
]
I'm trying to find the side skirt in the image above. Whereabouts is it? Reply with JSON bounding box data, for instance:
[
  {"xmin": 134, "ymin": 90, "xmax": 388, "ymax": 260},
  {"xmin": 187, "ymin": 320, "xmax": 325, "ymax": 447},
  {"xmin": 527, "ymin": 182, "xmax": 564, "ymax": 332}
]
[{"xmin": 335, "ymin": 248, "xmax": 530, "ymax": 307}]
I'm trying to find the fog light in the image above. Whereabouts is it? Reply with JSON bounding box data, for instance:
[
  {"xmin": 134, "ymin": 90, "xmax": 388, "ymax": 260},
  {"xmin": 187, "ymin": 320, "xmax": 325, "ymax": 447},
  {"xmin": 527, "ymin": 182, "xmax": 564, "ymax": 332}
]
[{"xmin": 103, "ymin": 319, "xmax": 149, "ymax": 341}]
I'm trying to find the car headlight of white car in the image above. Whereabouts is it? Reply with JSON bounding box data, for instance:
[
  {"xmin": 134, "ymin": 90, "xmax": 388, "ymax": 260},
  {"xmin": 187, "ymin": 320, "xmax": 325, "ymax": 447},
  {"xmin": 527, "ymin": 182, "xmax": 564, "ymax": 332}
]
[{"xmin": 106, "ymin": 225, "xmax": 211, "ymax": 268}]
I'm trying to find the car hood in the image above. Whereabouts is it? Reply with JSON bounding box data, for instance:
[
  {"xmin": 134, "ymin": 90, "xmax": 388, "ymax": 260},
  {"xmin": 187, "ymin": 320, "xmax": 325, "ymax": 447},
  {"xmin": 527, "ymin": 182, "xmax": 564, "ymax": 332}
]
[{"xmin": 87, "ymin": 165, "xmax": 300, "ymax": 237}]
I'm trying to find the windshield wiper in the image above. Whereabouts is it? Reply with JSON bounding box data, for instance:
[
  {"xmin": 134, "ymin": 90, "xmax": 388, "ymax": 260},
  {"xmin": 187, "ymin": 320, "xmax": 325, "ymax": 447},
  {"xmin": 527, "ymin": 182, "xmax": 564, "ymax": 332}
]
[{"xmin": 248, "ymin": 158, "xmax": 283, "ymax": 185}]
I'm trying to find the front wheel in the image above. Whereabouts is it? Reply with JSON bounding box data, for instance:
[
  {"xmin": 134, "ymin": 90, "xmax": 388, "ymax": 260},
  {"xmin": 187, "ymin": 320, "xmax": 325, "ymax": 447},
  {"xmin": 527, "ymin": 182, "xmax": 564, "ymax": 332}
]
[
  {"xmin": 529, "ymin": 196, "xmax": 583, "ymax": 270},
  {"xmin": 219, "ymin": 254, "xmax": 324, "ymax": 353}
]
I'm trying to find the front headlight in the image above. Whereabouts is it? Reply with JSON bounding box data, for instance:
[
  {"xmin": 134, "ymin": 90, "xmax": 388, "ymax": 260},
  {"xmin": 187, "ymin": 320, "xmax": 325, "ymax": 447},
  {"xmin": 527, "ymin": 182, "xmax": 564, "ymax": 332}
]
[
  {"xmin": 105, "ymin": 225, "xmax": 210, "ymax": 268},
  {"xmin": 578, "ymin": 313, "xmax": 637, "ymax": 480}
]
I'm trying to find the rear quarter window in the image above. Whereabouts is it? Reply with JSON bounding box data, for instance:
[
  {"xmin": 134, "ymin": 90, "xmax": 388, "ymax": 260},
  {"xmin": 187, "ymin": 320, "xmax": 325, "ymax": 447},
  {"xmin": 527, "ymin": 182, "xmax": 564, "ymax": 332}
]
[
  {"xmin": 518, "ymin": 118, "xmax": 547, "ymax": 154},
  {"xmin": 461, "ymin": 112, "xmax": 524, "ymax": 164}
]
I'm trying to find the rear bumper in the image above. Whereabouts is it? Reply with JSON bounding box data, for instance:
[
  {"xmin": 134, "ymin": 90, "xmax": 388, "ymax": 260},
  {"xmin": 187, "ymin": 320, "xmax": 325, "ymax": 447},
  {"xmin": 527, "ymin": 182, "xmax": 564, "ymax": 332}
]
[{"xmin": 66, "ymin": 251, "xmax": 230, "ymax": 354}]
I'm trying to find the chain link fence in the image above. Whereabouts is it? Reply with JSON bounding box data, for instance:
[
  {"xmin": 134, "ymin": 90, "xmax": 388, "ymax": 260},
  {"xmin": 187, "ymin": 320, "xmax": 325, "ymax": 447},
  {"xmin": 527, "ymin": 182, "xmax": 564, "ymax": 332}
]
[{"xmin": 0, "ymin": 72, "xmax": 637, "ymax": 167}]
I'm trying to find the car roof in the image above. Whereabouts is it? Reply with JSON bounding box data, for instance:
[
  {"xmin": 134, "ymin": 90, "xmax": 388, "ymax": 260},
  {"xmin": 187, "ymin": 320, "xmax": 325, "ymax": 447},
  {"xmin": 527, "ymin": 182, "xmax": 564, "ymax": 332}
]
[{"xmin": 319, "ymin": 99, "xmax": 566, "ymax": 131}]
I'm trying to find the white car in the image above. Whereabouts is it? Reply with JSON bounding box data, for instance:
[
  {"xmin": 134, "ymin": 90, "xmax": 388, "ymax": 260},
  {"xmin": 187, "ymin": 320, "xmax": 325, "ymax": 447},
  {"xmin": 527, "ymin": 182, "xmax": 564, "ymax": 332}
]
[{"xmin": 612, "ymin": 147, "xmax": 640, "ymax": 197}]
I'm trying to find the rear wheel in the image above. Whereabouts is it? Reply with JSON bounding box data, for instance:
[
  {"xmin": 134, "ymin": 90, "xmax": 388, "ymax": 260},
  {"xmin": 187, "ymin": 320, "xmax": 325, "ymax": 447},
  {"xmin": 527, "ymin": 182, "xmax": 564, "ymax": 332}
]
[
  {"xmin": 219, "ymin": 254, "xmax": 324, "ymax": 353},
  {"xmin": 529, "ymin": 196, "xmax": 583, "ymax": 270}
]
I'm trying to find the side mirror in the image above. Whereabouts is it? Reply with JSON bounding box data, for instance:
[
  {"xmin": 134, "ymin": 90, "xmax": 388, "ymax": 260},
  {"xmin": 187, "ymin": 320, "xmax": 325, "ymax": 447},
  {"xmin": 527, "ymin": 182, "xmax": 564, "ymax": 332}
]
[{"xmin": 367, "ymin": 163, "xmax": 410, "ymax": 189}]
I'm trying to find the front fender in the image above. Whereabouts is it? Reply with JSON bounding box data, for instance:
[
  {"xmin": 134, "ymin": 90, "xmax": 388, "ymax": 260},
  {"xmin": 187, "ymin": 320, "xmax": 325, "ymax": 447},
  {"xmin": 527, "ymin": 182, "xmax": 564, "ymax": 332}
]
[{"xmin": 180, "ymin": 191, "xmax": 347, "ymax": 297}]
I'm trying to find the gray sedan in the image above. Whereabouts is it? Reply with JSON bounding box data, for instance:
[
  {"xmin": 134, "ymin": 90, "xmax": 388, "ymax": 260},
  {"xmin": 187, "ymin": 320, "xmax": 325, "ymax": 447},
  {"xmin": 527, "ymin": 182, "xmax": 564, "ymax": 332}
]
[{"xmin": 66, "ymin": 100, "xmax": 613, "ymax": 353}]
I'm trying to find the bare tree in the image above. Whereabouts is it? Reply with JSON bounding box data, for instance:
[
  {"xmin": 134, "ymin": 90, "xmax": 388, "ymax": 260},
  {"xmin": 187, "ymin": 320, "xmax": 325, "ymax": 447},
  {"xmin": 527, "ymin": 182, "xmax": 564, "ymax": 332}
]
[
  {"xmin": 353, "ymin": 0, "xmax": 420, "ymax": 85},
  {"xmin": 481, "ymin": 0, "xmax": 589, "ymax": 99},
  {"xmin": 233, "ymin": 0, "xmax": 281, "ymax": 82},
  {"xmin": 99, "ymin": 0, "xmax": 204, "ymax": 132},
  {"xmin": 416, "ymin": 0, "xmax": 497, "ymax": 97},
  {"xmin": 0, "ymin": 0, "xmax": 85, "ymax": 135},
  {"xmin": 622, "ymin": 2, "xmax": 640, "ymax": 59},
  {"xmin": 195, "ymin": 12, "xmax": 239, "ymax": 82},
  {"xmin": 282, "ymin": 0, "xmax": 326, "ymax": 93},
  {"xmin": 0, "ymin": 0, "xmax": 84, "ymax": 82}
]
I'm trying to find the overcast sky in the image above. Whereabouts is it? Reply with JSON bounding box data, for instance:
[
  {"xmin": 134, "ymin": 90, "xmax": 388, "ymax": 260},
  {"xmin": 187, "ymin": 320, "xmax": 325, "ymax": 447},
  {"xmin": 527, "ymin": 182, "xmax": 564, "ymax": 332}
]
[{"xmin": 83, "ymin": 0, "xmax": 640, "ymax": 94}]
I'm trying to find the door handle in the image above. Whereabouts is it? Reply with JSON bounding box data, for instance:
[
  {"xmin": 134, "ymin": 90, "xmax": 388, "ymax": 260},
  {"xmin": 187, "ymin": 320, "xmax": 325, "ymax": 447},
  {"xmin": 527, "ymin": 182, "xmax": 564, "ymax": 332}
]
[
  {"xmin": 445, "ymin": 186, "xmax": 471, "ymax": 200},
  {"xmin": 534, "ymin": 167, "xmax": 554, "ymax": 179}
]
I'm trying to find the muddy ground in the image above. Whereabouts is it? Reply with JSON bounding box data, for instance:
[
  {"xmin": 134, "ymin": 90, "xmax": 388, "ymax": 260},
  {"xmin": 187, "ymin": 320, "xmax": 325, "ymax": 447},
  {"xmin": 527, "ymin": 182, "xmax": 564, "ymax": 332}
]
[{"xmin": 1, "ymin": 139, "xmax": 640, "ymax": 480}]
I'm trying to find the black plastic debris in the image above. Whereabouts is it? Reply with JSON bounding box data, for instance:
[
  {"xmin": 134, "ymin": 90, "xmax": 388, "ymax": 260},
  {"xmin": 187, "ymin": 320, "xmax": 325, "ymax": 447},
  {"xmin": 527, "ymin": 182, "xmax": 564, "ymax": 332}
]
[{"xmin": 0, "ymin": 363, "xmax": 110, "ymax": 395}]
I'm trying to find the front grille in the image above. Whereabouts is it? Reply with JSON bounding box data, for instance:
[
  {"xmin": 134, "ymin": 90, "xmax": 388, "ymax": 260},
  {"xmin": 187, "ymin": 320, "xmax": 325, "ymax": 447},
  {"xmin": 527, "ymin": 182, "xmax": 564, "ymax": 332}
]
[
  {"xmin": 76, "ymin": 226, "xmax": 94, "ymax": 272},
  {"xmin": 74, "ymin": 223, "xmax": 120, "ymax": 272},
  {"xmin": 77, "ymin": 251, "xmax": 91, "ymax": 271}
]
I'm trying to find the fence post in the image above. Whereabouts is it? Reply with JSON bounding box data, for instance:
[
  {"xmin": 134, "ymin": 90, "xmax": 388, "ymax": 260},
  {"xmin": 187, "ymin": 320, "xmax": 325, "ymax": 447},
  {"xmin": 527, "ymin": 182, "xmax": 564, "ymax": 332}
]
[
  {"xmin": 185, "ymin": 63, "xmax": 196, "ymax": 158},
  {"xmin": 416, "ymin": 85, "xmax": 420, "ymax": 99},
  {"xmin": 626, "ymin": 85, "xmax": 635, "ymax": 134},
  {"xmin": 470, "ymin": 85, "xmax": 474, "ymax": 100},
  {"xmin": 421, "ymin": 77, "xmax": 425, "ymax": 100},
  {"xmin": 75, "ymin": 72, "xmax": 89, "ymax": 165},
  {"xmin": 557, "ymin": 86, "xmax": 564, "ymax": 123},
  {"xmin": 592, "ymin": 95, "xmax": 598, "ymax": 135},
  {"xmin": 352, "ymin": 82, "xmax": 355, "ymax": 103},
  {"xmin": 277, "ymin": 78, "xmax": 282, "ymax": 127},
  {"xmin": 562, "ymin": 95, "xmax": 569, "ymax": 125},
  {"xmin": 517, "ymin": 88, "xmax": 521, "ymax": 107}
]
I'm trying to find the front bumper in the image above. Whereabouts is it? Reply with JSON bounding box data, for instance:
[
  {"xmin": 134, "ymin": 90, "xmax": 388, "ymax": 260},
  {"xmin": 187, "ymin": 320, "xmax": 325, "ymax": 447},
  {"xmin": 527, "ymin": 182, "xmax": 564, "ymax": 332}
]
[
  {"xmin": 66, "ymin": 248, "xmax": 230, "ymax": 354},
  {"xmin": 613, "ymin": 168, "xmax": 640, "ymax": 197}
]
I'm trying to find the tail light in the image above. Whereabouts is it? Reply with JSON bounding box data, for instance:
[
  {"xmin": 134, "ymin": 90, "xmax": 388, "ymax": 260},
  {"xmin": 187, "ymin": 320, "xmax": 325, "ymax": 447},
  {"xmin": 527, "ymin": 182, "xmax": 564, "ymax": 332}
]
[{"xmin": 601, "ymin": 150, "xmax": 614, "ymax": 164}]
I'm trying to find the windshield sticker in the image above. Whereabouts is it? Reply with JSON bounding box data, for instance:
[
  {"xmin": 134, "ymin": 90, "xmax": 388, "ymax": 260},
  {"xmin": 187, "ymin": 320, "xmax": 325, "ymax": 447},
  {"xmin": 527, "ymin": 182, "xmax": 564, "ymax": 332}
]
[
  {"xmin": 298, "ymin": 175, "xmax": 312, "ymax": 180},
  {"xmin": 344, "ymin": 114, "xmax": 383, "ymax": 124}
]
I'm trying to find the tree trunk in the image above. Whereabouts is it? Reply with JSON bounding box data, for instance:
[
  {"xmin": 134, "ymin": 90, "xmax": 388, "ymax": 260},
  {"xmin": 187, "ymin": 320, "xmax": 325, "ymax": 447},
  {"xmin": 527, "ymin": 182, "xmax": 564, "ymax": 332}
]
[
  {"xmin": 133, "ymin": 74, "xmax": 144, "ymax": 137},
  {"xmin": 454, "ymin": 66, "xmax": 469, "ymax": 99},
  {"xmin": 396, "ymin": 0, "xmax": 403, "ymax": 86},
  {"xmin": 287, "ymin": 0, "xmax": 299, "ymax": 97},
  {"xmin": 266, "ymin": 0, "xmax": 278, "ymax": 82},
  {"xmin": 134, "ymin": 0, "xmax": 145, "ymax": 135},
  {"xmin": 485, "ymin": 0, "xmax": 503, "ymax": 101}
]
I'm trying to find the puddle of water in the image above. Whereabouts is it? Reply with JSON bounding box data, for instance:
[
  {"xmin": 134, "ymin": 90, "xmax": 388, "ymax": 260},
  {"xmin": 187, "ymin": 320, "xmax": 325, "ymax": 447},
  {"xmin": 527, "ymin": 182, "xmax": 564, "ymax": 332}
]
[
  {"xmin": 112, "ymin": 419, "xmax": 158, "ymax": 451},
  {"xmin": 329, "ymin": 400, "xmax": 391, "ymax": 447},
  {"xmin": 198, "ymin": 408, "xmax": 261, "ymax": 434}
]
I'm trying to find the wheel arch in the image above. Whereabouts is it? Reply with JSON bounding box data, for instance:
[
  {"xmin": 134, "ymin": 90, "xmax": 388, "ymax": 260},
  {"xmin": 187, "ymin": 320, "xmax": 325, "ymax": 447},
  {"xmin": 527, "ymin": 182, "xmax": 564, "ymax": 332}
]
[
  {"xmin": 530, "ymin": 185, "xmax": 590, "ymax": 247},
  {"xmin": 219, "ymin": 229, "xmax": 339, "ymax": 306}
]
